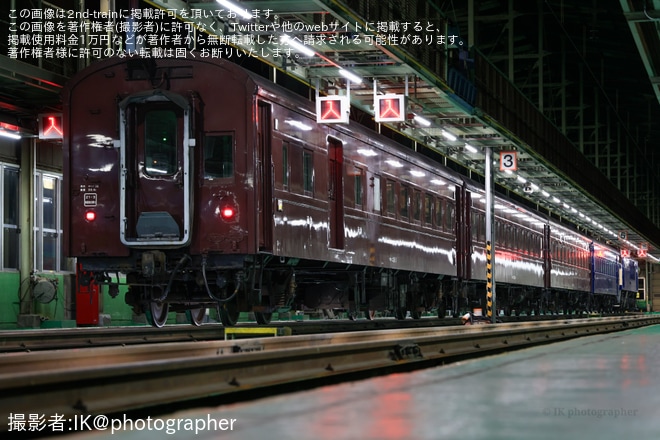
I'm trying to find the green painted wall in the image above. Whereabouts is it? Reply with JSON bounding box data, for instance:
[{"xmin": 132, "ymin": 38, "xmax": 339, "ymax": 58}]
[
  {"xmin": 0, "ymin": 272, "xmax": 21, "ymax": 329},
  {"xmin": 0, "ymin": 272, "xmax": 143, "ymax": 328}
]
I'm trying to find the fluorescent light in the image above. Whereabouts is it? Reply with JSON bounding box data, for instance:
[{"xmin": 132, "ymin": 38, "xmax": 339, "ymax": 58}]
[
  {"xmin": 552, "ymin": 197, "xmax": 561, "ymax": 204},
  {"xmin": 410, "ymin": 170, "xmax": 425, "ymax": 177},
  {"xmin": 339, "ymin": 69, "xmax": 362, "ymax": 84},
  {"xmin": 441, "ymin": 130, "xmax": 457, "ymax": 141},
  {"xmin": 0, "ymin": 129, "xmax": 21, "ymax": 140},
  {"xmin": 217, "ymin": 0, "xmax": 252, "ymax": 20},
  {"xmin": 464, "ymin": 143, "xmax": 478, "ymax": 153},
  {"xmin": 280, "ymin": 35, "xmax": 316, "ymax": 57},
  {"xmin": 541, "ymin": 190, "xmax": 550, "ymax": 197},
  {"xmin": 516, "ymin": 175, "xmax": 527, "ymax": 183},
  {"xmin": 430, "ymin": 179, "xmax": 445, "ymax": 185},
  {"xmin": 504, "ymin": 169, "xmax": 513, "ymax": 175},
  {"xmin": 413, "ymin": 115, "xmax": 431, "ymax": 127}
]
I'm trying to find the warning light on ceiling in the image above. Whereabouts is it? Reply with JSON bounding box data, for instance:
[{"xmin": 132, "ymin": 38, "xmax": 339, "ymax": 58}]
[
  {"xmin": 0, "ymin": 122, "xmax": 21, "ymax": 140},
  {"xmin": 316, "ymin": 96, "xmax": 349, "ymax": 124},
  {"xmin": 38, "ymin": 113, "xmax": 63, "ymax": 140},
  {"xmin": 374, "ymin": 94, "xmax": 406, "ymax": 122}
]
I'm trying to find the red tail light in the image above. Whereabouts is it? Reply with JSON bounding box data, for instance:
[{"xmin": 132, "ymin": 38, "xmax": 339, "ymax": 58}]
[
  {"xmin": 220, "ymin": 206, "xmax": 235, "ymax": 220},
  {"xmin": 85, "ymin": 210, "xmax": 96, "ymax": 222}
]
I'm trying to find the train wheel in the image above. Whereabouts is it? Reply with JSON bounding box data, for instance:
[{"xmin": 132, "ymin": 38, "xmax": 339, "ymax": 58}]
[
  {"xmin": 218, "ymin": 300, "xmax": 240, "ymax": 326},
  {"xmin": 146, "ymin": 301, "xmax": 169, "ymax": 328},
  {"xmin": 254, "ymin": 312, "xmax": 272, "ymax": 325},
  {"xmin": 186, "ymin": 308, "xmax": 206, "ymax": 326}
]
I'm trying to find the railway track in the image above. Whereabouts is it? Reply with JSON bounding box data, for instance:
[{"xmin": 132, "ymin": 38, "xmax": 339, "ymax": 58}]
[
  {"xmin": 1, "ymin": 315, "xmax": 658, "ymax": 434},
  {"xmin": 0, "ymin": 313, "xmax": 623, "ymax": 353}
]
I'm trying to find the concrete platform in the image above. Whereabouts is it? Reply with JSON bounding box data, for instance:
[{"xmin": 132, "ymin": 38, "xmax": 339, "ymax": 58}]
[{"xmin": 65, "ymin": 324, "xmax": 660, "ymax": 439}]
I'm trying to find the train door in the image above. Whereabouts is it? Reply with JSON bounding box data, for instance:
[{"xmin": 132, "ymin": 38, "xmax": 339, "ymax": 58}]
[
  {"xmin": 328, "ymin": 137, "xmax": 345, "ymax": 249},
  {"xmin": 257, "ymin": 101, "xmax": 273, "ymax": 251},
  {"xmin": 118, "ymin": 91, "xmax": 192, "ymax": 246},
  {"xmin": 455, "ymin": 183, "xmax": 472, "ymax": 280},
  {"xmin": 542, "ymin": 224, "xmax": 552, "ymax": 289}
]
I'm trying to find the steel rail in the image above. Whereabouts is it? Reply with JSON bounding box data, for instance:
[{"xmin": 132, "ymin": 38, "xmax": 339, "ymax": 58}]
[
  {"xmin": 0, "ymin": 325, "xmax": 225, "ymax": 353},
  {"xmin": 1, "ymin": 315, "xmax": 658, "ymax": 430},
  {"xmin": 0, "ymin": 313, "xmax": 625, "ymax": 353}
]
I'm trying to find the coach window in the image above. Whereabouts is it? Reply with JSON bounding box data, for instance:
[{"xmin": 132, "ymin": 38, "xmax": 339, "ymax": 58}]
[
  {"xmin": 435, "ymin": 198, "xmax": 443, "ymax": 230},
  {"xmin": 144, "ymin": 109, "xmax": 177, "ymax": 176},
  {"xmin": 354, "ymin": 168, "xmax": 364, "ymax": 207},
  {"xmin": 524, "ymin": 231, "xmax": 530, "ymax": 255},
  {"xmin": 282, "ymin": 142, "xmax": 289, "ymax": 189},
  {"xmin": 303, "ymin": 150, "xmax": 313, "ymax": 194},
  {"xmin": 413, "ymin": 190, "xmax": 421, "ymax": 222},
  {"xmin": 497, "ymin": 221, "xmax": 505, "ymax": 248},
  {"xmin": 386, "ymin": 180, "xmax": 395, "ymax": 216},
  {"xmin": 3, "ymin": 165, "xmax": 19, "ymax": 269},
  {"xmin": 399, "ymin": 184, "xmax": 409, "ymax": 219},
  {"xmin": 372, "ymin": 176, "xmax": 381, "ymax": 213},
  {"xmin": 446, "ymin": 201, "xmax": 455, "ymax": 232},
  {"xmin": 34, "ymin": 173, "xmax": 63, "ymax": 272},
  {"xmin": 204, "ymin": 133, "xmax": 233, "ymax": 179},
  {"xmin": 424, "ymin": 193, "xmax": 433, "ymax": 226}
]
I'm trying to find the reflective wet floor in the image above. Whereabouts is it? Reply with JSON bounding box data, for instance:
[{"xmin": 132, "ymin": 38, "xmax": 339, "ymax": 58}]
[{"xmin": 68, "ymin": 324, "xmax": 660, "ymax": 440}]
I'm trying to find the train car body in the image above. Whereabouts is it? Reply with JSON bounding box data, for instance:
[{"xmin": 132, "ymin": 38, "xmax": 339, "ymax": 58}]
[
  {"xmin": 619, "ymin": 257, "xmax": 640, "ymax": 310},
  {"xmin": 63, "ymin": 57, "xmax": 637, "ymax": 326}
]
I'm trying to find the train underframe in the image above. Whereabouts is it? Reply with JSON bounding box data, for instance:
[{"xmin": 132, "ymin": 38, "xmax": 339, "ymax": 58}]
[{"xmin": 83, "ymin": 251, "xmax": 636, "ymax": 327}]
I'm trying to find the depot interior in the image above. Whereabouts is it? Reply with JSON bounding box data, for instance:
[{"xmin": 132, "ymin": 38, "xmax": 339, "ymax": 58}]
[{"xmin": 1, "ymin": 0, "xmax": 660, "ymax": 328}]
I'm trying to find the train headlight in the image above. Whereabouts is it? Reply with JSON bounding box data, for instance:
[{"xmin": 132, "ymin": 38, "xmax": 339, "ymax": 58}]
[{"xmin": 84, "ymin": 210, "xmax": 96, "ymax": 222}]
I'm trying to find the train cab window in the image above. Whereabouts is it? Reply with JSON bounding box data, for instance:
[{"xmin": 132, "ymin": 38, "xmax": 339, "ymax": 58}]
[
  {"xmin": 204, "ymin": 134, "xmax": 233, "ymax": 179},
  {"xmin": 386, "ymin": 180, "xmax": 395, "ymax": 216},
  {"xmin": 424, "ymin": 193, "xmax": 433, "ymax": 225},
  {"xmin": 144, "ymin": 110, "xmax": 177, "ymax": 176},
  {"xmin": 399, "ymin": 185, "xmax": 409, "ymax": 219},
  {"xmin": 303, "ymin": 150, "xmax": 313, "ymax": 194}
]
